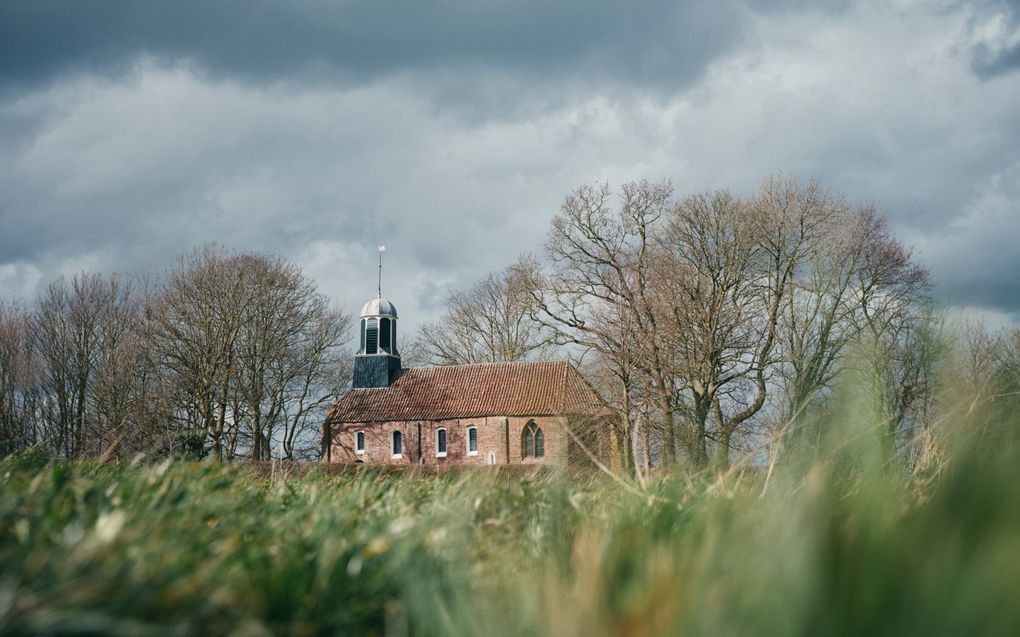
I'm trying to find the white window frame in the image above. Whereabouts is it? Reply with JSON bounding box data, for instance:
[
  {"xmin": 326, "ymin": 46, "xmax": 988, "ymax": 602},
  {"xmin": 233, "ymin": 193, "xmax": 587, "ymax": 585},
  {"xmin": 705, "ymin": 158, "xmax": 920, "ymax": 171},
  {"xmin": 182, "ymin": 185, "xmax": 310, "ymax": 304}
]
[
  {"xmin": 523, "ymin": 421, "xmax": 544, "ymax": 459},
  {"xmin": 355, "ymin": 430, "xmax": 365, "ymax": 454},
  {"xmin": 466, "ymin": 426, "xmax": 479, "ymax": 456},
  {"xmin": 436, "ymin": 427, "xmax": 447, "ymax": 458},
  {"xmin": 391, "ymin": 430, "xmax": 403, "ymax": 459}
]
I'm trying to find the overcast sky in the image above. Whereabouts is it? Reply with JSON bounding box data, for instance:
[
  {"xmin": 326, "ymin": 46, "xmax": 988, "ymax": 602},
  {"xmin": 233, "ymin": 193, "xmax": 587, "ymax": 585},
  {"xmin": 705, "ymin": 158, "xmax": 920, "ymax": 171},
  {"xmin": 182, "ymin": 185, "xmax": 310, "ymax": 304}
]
[{"xmin": 1, "ymin": 0, "xmax": 1019, "ymax": 333}]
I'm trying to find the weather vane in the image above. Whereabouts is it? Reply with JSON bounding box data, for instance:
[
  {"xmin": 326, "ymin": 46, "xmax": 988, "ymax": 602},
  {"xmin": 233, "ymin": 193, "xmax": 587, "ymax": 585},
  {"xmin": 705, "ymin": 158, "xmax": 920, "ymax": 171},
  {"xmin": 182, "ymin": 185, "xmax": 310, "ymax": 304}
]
[{"xmin": 377, "ymin": 245, "xmax": 386, "ymax": 298}]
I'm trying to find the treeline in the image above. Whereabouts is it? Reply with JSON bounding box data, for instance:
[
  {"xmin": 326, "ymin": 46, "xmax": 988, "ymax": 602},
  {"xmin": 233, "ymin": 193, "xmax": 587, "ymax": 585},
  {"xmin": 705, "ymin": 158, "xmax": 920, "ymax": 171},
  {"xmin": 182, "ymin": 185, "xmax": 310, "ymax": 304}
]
[
  {"xmin": 416, "ymin": 175, "xmax": 1019, "ymax": 473},
  {"xmin": 3, "ymin": 176, "xmax": 1015, "ymax": 471},
  {"xmin": 0, "ymin": 246, "xmax": 351, "ymax": 461}
]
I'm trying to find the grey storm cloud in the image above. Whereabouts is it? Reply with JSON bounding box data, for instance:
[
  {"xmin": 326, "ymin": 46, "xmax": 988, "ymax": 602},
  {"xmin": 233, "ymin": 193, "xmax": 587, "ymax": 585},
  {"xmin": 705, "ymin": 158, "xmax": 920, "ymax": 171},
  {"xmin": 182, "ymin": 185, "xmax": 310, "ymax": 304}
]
[
  {"xmin": 971, "ymin": 0, "xmax": 1020, "ymax": 77},
  {"xmin": 976, "ymin": 44, "xmax": 1020, "ymax": 75},
  {"xmin": 0, "ymin": 0, "xmax": 764, "ymax": 94},
  {"xmin": 0, "ymin": 0, "xmax": 1019, "ymax": 330}
]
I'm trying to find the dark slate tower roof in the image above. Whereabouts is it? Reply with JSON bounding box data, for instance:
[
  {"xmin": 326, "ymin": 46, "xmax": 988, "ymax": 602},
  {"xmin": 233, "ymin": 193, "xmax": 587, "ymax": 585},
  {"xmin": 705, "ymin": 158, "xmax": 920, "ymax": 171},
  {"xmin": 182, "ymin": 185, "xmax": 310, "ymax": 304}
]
[{"xmin": 327, "ymin": 360, "xmax": 606, "ymax": 423}]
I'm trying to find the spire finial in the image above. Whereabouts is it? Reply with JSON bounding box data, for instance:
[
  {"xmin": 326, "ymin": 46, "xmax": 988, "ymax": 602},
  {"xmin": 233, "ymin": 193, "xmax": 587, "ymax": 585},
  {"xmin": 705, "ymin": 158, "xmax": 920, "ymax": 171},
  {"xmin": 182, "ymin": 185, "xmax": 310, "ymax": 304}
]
[{"xmin": 377, "ymin": 245, "xmax": 386, "ymax": 298}]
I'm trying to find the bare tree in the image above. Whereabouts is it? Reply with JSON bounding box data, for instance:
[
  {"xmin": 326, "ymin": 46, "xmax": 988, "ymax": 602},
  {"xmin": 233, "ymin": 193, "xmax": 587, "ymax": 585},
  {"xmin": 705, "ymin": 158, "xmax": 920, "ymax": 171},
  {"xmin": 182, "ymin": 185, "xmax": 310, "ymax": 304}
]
[
  {"xmin": 653, "ymin": 189, "xmax": 764, "ymax": 467},
  {"xmin": 527, "ymin": 176, "xmax": 931, "ymax": 471},
  {"xmin": 233, "ymin": 255, "xmax": 351, "ymax": 460},
  {"xmin": 0, "ymin": 301, "xmax": 39, "ymax": 453},
  {"xmin": 145, "ymin": 246, "xmax": 251, "ymax": 459},
  {"xmin": 31, "ymin": 274, "xmax": 138, "ymax": 457},
  {"xmin": 235, "ymin": 255, "xmax": 312, "ymax": 460},
  {"xmin": 278, "ymin": 306, "xmax": 351, "ymax": 459},
  {"xmin": 416, "ymin": 259, "xmax": 553, "ymax": 365},
  {"xmin": 845, "ymin": 217, "xmax": 932, "ymax": 461},
  {"xmin": 145, "ymin": 246, "xmax": 351, "ymax": 461},
  {"xmin": 779, "ymin": 201, "xmax": 871, "ymax": 424},
  {"xmin": 929, "ymin": 323, "xmax": 1020, "ymax": 464},
  {"xmin": 649, "ymin": 178, "xmax": 831, "ymax": 468},
  {"xmin": 581, "ymin": 301, "xmax": 653, "ymax": 479},
  {"xmin": 530, "ymin": 180, "xmax": 680, "ymax": 466}
]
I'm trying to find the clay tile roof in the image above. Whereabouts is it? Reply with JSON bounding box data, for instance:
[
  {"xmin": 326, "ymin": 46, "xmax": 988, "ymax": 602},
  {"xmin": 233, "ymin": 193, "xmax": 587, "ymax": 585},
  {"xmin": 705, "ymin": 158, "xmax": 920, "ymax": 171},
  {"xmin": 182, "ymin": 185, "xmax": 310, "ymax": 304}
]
[{"xmin": 326, "ymin": 360, "xmax": 606, "ymax": 423}]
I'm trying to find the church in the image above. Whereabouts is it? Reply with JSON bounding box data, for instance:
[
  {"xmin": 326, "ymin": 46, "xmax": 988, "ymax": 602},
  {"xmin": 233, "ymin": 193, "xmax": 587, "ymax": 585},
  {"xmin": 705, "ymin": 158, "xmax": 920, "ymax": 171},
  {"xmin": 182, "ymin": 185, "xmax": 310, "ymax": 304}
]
[{"xmin": 322, "ymin": 291, "xmax": 608, "ymax": 466}]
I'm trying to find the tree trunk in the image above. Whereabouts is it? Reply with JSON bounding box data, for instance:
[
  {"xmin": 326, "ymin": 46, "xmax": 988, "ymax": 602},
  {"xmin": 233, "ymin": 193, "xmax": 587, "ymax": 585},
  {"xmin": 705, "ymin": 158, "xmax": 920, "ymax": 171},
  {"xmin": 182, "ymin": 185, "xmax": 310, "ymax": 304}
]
[
  {"xmin": 630, "ymin": 412, "xmax": 646, "ymax": 484},
  {"xmin": 688, "ymin": 393, "xmax": 710, "ymax": 469},
  {"xmin": 715, "ymin": 429, "xmax": 733, "ymax": 471}
]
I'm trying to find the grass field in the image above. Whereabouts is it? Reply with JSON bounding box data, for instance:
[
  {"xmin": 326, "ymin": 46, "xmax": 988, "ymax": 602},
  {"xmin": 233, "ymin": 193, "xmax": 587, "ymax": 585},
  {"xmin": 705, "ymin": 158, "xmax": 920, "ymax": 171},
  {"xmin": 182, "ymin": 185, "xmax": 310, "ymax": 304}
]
[{"xmin": 1, "ymin": 413, "xmax": 1019, "ymax": 636}]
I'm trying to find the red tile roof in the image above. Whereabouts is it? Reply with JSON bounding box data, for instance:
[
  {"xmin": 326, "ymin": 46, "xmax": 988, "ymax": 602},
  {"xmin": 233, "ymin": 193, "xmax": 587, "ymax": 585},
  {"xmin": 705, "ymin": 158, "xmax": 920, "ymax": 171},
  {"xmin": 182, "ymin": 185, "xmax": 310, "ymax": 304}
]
[{"xmin": 326, "ymin": 360, "xmax": 605, "ymax": 423}]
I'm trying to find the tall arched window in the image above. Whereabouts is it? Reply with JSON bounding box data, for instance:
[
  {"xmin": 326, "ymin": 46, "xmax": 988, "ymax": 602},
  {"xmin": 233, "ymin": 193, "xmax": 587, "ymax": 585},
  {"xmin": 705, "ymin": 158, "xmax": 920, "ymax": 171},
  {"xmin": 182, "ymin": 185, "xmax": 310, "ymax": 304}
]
[
  {"xmin": 391, "ymin": 430, "xmax": 402, "ymax": 457},
  {"xmin": 522, "ymin": 421, "xmax": 544, "ymax": 459},
  {"xmin": 436, "ymin": 428, "xmax": 447, "ymax": 457},
  {"xmin": 355, "ymin": 430, "xmax": 365, "ymax": 454},
  {"xmin": 466, "ymin": 426, "xmax": 478, "ymax": 456}
]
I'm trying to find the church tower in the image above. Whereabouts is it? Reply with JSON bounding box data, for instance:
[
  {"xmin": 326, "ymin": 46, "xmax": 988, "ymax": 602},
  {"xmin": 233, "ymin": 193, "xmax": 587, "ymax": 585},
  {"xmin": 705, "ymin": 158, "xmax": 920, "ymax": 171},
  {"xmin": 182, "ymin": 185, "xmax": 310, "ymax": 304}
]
[{"xmin": 352, "ymin": 247, "xmax": 402, "ymax": 388}]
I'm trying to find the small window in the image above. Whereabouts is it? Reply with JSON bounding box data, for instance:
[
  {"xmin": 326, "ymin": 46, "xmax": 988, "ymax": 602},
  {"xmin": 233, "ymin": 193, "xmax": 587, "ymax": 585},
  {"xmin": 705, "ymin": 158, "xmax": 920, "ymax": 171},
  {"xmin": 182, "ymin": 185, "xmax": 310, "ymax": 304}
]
[
  {"xmin": 436, "ymin": 428, "xmax": 447, "ymax": 457},
  {"xmin": 355, "ymin": 430, "xmax": 365, "ymax": 454},
  {"xmin": 391, "ymin": 430, "xmax": 402, "ymax": 457},
  {"xmin": 467, "ymin": 426, "xmax": 478, "ymax": 455},
  {"xmin": 523, "ymin": 421, "xmax": 544, "ymax": 459}
]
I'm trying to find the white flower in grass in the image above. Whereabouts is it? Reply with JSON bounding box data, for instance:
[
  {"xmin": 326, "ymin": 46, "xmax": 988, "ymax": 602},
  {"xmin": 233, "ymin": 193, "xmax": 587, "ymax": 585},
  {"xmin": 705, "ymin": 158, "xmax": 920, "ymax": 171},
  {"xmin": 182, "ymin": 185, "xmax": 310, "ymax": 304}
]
[
  {"xmin": 95, "ymin": 510, "xmax": 126, "ymax": 543},
  {"xmin": 388, "ymin": 517, "xmax": 414, "ymax": 535}
]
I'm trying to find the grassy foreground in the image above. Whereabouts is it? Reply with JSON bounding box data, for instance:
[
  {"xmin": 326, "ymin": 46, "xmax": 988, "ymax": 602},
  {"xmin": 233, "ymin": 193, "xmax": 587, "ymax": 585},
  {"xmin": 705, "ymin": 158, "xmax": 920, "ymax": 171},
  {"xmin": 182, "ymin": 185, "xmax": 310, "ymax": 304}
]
[{"xmin": 1, "ymin": 433, "xmax": 1019, "ymax": 636}]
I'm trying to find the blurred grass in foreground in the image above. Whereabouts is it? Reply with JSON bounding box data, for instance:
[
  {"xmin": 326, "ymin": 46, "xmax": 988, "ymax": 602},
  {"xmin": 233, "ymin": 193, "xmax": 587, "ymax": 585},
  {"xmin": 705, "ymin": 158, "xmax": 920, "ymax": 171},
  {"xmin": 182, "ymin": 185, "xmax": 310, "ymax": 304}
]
[{"xmin": 1, "ymin": 390, "xmax": 1018, "ymax": 636}]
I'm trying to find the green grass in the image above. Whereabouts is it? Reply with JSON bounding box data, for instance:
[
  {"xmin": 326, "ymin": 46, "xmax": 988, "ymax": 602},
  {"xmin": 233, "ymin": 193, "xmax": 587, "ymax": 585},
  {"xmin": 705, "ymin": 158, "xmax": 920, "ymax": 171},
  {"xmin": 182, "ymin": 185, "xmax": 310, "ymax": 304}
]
[{"xmin": 1, "ymin": 422, "xmax": 1019, "ymax": 635}]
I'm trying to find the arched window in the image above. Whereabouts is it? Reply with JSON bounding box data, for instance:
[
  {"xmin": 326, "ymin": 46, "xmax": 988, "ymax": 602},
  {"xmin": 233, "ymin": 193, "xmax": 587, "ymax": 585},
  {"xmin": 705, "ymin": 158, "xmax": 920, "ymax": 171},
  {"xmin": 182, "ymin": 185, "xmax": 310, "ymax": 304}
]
[
  {"xmin": 365, "ymin": 318, "xmax": 378, "ymax": 354},
  {"xmin": 522, "ymin": 421, "xmax": 544, "ymax": 459},
  {"xmin": 360, "ymin": 320, "xmax": 366, "ymax": 352},
  {"xmin": 391, "ymin": 430, "xmax": 402, "ymax": 457},
  {"xmin": 380, "ymin": 317, "xmax": 391, "ymax": 352},
  {"xmin": 355, "ymin": 430, "xmax": 365, "ymax": 454},
  {"xmin": 436, "ymin": 428, "xmax": 447, "ymax": 457},
  {"xmin": 466, "ymin": 426, "xmax": 478, "ymax": 455}
]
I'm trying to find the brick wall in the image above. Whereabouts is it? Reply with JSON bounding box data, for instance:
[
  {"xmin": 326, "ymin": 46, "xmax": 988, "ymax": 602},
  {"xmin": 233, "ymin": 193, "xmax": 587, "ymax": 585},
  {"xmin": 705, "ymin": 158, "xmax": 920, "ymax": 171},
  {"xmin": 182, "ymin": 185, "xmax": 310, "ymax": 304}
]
[
  {"xmin": 329, "ymin": 415, "xmax": 568, "ymax": 466},
  {"xmin": 506, "ymin": 416, "xmax": 566, "ymax": 465},
  {"xmin": 329, "ymin": 420, "xmax": 415, "ymax": 465}
]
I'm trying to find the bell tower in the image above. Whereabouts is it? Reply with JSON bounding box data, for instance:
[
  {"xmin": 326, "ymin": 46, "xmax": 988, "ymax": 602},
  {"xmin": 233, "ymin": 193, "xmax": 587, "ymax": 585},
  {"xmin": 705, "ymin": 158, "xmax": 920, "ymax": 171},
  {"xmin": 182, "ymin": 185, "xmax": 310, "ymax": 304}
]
[{"xmin": 352, "ymin": 246, "xmax": 402, "ymax": 388}]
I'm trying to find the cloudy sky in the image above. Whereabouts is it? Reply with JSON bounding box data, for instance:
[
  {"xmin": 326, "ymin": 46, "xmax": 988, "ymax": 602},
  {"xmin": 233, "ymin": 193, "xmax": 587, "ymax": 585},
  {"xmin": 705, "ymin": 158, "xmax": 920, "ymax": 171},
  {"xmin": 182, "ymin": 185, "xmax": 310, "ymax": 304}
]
[{"xmin": 1, "ymin": 0, "xmax": 1019, "ymax": 332}]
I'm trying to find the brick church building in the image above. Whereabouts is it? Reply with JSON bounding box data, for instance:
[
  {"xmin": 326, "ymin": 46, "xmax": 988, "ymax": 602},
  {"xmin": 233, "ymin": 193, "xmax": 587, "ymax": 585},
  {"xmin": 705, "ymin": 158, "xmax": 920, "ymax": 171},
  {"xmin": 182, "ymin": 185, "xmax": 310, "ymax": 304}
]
[{"xmin": 323, "ymin": 293, "xmax": 606, "ymax": 466}]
